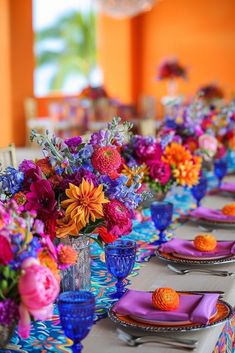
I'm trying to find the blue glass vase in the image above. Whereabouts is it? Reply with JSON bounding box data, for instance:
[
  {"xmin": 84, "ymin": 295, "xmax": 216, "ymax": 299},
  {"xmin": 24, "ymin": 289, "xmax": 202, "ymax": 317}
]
[
  {"xmin": 150, "ymin": 201, "xmax": 173, "ymax": 246},
  {"xmin": 105, "ymin": 240, "xmax": 136, "ymax": 299},
  {"xmin": 191, "ymin": 177, "xmax": 208, "ymax": 207},
  {"xmin": 58, "ymin": 291, "xmax": 95, "ymax": 353}
]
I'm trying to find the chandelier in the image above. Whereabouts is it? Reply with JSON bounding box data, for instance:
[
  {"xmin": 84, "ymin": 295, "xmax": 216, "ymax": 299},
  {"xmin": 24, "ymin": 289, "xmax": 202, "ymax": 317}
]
[{"xmin": 96, "ymin": 0, "xmax": 157, "ymax": 19}]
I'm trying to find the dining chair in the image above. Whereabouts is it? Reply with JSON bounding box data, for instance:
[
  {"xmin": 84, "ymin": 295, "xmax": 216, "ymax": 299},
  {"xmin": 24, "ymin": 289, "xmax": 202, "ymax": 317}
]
[{"xmin": 0, "ymin": 144, "xmax": 17, "ymax": 169}]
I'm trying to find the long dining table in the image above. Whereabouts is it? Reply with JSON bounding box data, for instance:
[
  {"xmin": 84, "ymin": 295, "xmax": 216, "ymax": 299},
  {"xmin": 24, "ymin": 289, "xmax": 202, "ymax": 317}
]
[{"xmin": 3, "ymin": 174, "xmax": 235, "ymax": 353}]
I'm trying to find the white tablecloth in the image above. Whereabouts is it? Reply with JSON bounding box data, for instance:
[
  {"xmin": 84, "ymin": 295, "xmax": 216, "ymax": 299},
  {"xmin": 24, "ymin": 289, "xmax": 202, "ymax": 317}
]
[{"xmin": 83, "ymin": 183, "xmax": 235, "ymax": 353}]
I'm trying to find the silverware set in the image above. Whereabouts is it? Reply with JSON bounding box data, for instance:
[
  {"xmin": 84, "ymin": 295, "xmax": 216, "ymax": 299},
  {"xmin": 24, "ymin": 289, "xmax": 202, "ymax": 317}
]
[
  {"xmin": 167, "ymin": 264, "xmax": 234, "ymax": 277},
  {"xmin": 117, "ymin": 329, "xmax": 198, "ymax": 350}
]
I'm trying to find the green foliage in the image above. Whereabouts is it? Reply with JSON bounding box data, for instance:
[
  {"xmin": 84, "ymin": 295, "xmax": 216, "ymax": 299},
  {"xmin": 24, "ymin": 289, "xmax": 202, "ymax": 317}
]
[{"xmin": 35, "ymin": 10, "xmax": 97, "ymax": 91}]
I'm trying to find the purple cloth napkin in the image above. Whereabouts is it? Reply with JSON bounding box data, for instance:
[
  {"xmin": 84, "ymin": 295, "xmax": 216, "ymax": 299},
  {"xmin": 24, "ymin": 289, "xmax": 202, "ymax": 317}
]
[
  {"xmin": 221, "ymin": 182, "xmax": 235, "ymax": 192},
  {"xmin": 114, "ymin": 290, "xmax": 219, "ymax": 324},
  {"xmin": 160, "ymin": 238, "xmax": 235, "ymax": 258},
  {"xmin": 190, "ymin": 206, "xmax": 235, "ymax": 222}
]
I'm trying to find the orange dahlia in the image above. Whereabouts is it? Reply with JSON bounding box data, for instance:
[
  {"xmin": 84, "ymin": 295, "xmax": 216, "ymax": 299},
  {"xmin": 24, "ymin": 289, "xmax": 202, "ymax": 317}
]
[
  {"xmin": 173, "ymin": 158, "xmax": 201, "ymax": 187},
  {"xmin": 58, "ymin": 179, "xmax": 109, "ymax": 237},
  {"xmin": 38, "ymin": 249, "xmax": 60, "ymax": 282},
  {"xmin": 122, "ymin": 164, "xmax": 147, "ymax": 186},
  {"xmin": 221, "ymin": 203, "xmax": 235, "ymax": 216},
  {"xmin": 163, "ymin": 142, "xmax": 192, "ymax": 167}
]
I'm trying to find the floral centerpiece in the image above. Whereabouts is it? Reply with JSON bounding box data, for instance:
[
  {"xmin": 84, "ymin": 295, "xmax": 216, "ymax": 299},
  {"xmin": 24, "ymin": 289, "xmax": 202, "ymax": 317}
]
[
  {"xmin": 197, "ymin": 83, "xmax": 224, "ymax": 104},
  {"xmin": 157, "ymin": 58, "xmax": 187, "ymax": 98},
  {"xmin": 0, "ymin": 200, "xmax": 77, "ymax": 346},
  {"xmin": 122, "ymin": 135, "xmax": 202, "ymax": 204},
  {"xmin": 0, "ymin": 118, "xmax": 147, "ymax": 290}
]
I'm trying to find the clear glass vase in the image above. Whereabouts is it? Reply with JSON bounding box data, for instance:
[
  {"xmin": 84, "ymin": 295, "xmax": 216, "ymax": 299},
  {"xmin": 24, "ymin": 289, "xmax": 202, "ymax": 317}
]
[{"xmin": 60, "ymin": 235, "xmax": 91, "ymax": 292}]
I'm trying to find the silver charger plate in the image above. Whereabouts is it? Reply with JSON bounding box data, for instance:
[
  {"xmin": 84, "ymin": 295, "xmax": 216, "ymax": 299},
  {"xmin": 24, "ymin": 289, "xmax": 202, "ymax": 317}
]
[
  {"xmin": 155, "ymin": 247, "xmax": 235, "ymax": 266},
  {"xmin": 108, "ymin": 299, "xmax": 233, "ymax": 333}
]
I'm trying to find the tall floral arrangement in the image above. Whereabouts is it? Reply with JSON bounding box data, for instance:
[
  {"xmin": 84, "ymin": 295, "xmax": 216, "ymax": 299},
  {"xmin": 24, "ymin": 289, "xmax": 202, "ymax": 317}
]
[
  {"xmin": 122, "ymin": 135, "xmax": 202, "ymax": 196},
  {"xmin": 157, "ymin": 58, "xmax": 187, "ymax": 80},
  {"xmin": 0, "ymin": 118, "xmax": 147, "ymax": 245},
  {"xmin": 0, "ymin": 200, "xmax": 77, "ymax": 342}
]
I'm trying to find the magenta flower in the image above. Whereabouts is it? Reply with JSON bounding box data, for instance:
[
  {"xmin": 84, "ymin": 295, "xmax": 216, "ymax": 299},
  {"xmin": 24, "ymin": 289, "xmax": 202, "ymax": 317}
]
[
  {"xmin": 64, "ymin": 136, "xmax": 82, "ymax": 153},
  {"xmin": 60, "ymin": 168, "xmax": 98, "ymax": 191},
  {"xmin": 135, "ymin": 138, "xmax": 162, "ymax": 163},
  {"xmin": 25, "ymin": 180, "xmax": 56, "ymax": 220},
  {"xmin": 104, "ymin": 199, "xmax": 132, "ymax": 237},
  {"xmin": 19, "ymin": 161, "xmax": 42, "ymax": 191},
  {"xmin": 147, "ymin": 160, "xmax": 171, "ymax": 185}
]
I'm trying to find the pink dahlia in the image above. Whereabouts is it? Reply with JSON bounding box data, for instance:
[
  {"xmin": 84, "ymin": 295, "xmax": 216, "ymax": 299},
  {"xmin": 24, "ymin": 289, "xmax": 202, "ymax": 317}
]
[
  {"xmin": 135, "ymin": 139, "xmax": 162, "ymax": 163},
  {"xmin": 91, "ymin": 146, "xmax": 122, "ymax": 178},
  {"xmin": 103, "ymin": 199, "xmax": 132, "ymax": 237},
  {"xmin": 147, "ymin": 160, "xmax": 171, "ymax": 185}
]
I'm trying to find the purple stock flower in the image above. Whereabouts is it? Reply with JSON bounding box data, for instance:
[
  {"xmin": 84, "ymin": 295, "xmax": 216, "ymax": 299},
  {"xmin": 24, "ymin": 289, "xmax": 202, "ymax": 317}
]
[
  {"xmin": 19, "ymin": 160, "xmax": 37, "ymax": 173},
  {"xmin": 64, "ymin": 136, "xmax": 82, "ymax": 153},
  {"xmin": 90, "ymin": 130, "xmax": 112, "ymax": 146},
  {"xmin": 60, "ymin": 168, "xmax": 98, "ymax": 190},
  {"xmin": 0, "ymin": 299, "xmax": 18, "ymax": 325}
]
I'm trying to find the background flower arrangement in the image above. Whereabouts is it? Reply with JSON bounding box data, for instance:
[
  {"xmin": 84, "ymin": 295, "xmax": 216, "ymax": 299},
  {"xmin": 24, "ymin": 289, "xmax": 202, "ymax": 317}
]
[
  {"xmin": 0, "ymin": 200, "xmax": 77, "ymax": 344},
  {"xmin": 122, "ymin": 134, "xmax": 202, "ymax": 199}
]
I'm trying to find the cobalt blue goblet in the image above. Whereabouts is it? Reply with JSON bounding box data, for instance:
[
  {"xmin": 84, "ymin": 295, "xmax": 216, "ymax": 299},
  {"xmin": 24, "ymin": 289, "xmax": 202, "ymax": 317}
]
[
  {"xmin": 191, "ymin": 176, "xmax": 208, "ymax": 207},
  {"xmin": 105, "ymin": 240, "xmax": 136, "ymax": 299},
  {"xmin": 214, "ymin": 159, "xmax": 227, "ymax": 188},
  {"xmin": 150, "ymin": 201, "xmax": 173, "ymax": 246},
  {"xmin": 58, "ymin": 291, "xmax": 95, "ymax": 353}
]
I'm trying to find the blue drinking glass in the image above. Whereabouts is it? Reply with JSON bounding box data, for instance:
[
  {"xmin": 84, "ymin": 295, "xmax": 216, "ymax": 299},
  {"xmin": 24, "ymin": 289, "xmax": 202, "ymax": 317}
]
[
  {"xmin": 214, "ymin": 159, "xmax": 227, "ymax": 188},
  {"xmin": 150, "ymin": 201, "xmax": 173, "ymax": 246},
  {"xmin": 191, "ymin": 176, "xmax": 208, "ymax": 207},
  {"xmin": 105, "ymin": 240, "xmax": 136, "ymax": 299},
  {"xmin": 58, "ymin": 291, "xmax": 95, "ymax": 353}
]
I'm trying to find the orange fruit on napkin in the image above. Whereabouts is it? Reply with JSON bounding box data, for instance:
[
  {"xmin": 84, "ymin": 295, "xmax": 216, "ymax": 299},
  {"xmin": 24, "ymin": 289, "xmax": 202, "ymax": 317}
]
[
  {"xmin": 194, "ymin": 234, "xmax": 217, "ymax": 252},
  {"xmin": 221, "ymin": 203, "xmax": 235, "ymax": 216},
  {"xmin": 152, "ymin": 288, "xmax": 180, "ymax": 311}
]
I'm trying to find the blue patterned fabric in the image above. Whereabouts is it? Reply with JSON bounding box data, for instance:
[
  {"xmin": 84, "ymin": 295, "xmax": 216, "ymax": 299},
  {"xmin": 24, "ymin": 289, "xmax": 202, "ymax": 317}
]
[{"xmin": 1, "ymin": 181, "xmax": 235, "ymax": 352}]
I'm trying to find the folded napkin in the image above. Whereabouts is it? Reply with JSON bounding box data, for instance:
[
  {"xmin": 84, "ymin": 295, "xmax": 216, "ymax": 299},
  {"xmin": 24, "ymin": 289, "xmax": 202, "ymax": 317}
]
[
  {"xmin": 114, "ymin": 289, "xmax": 219, "ymax": 324},
  {"xmin": 190, "ymin": 206, "xmax": 235, "ymax": 222},
  {"xmin": 160, "ymin": 238, "xmax": 235, "ymax": 258},
  {"xmin": 221, "ymin": 182, "xmax": 235, "ymax": 193}
]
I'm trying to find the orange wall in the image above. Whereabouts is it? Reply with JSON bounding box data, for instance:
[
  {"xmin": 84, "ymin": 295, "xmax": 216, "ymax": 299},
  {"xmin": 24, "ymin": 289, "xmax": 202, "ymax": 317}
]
[
  {"xmin": 0, "ymin": 0, "xmax": 13, "ymax": 147},
  {"xmin": 10, "ymin": 0, "xmax": 34, "ymax": 146},
  {"xmin": 98, "ymin": 0, "xmax": 235, "ymax": 107},
  {"xmin": 0, "ymin": 0, "xmax": 34, "ymax": 147}
]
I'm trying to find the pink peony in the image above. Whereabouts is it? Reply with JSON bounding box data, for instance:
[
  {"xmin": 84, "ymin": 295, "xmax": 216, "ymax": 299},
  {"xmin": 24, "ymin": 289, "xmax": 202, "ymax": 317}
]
[
  {"xmin": 104, "ymin": 199, "xmax": 132, "ymax": 237},
  {"xmin": 0, "ymin": 235, "xmax": 13, "ymax": 265},
  {"xmin": 18, "ymin": 258, "xmax": 59, "ymax": 338},
  {"xmin": 147, "ymin": 160, "xmax": 171, "ymax": 185},
  {"xmin": 199, "ymin": 134, "xmax": 218, "ymax": 158}
]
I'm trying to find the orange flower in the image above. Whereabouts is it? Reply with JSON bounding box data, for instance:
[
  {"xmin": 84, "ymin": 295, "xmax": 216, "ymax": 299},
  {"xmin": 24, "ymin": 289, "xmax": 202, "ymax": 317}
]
[
  {"xmin": 13, "ymin": 192, "xmax": 26, "ymax": 206},
  {"xmin": 221, "ymin": 203, "xmax": 235, "ymax": 216},
  {"xmin": 228, "ymin": 136, "xmax": 235, "ymax": 150},
  {"xmin": 122, "ymin": 164, "xmax": 147, "ymax": 186},
  {"xmin": 194, "ymin": 234, "xmax": 217, "ymax": 252},
  {"xmin": 152, "ymin": 288, "xmax": 179, "ymax": 311},
  {"xmin": 56, "ymin": 215, "xmax": 78, "ymax": 238},
  {"xmin": 38, "ymin": 249, "xmax": 60, "ymax": 282},
  {"xmin": 163, "ymin": 142, "xmax": 192, "ymax": 167},
  {"xmin": 57, "ymin": 244, "xmax": 78, "ymax": 266},
  {"xmin": 60, "ymin": 179, "xmax": 109, "ymax": 235},
  {"xmin": 173, "ymin": 158, "xmax": 201, "ymax": 187}
]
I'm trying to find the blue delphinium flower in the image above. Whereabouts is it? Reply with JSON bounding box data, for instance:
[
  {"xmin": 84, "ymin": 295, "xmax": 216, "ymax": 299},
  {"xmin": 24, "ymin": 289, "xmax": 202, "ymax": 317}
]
[
  {"xmin": 101, "ymin": 175, "xmax": 142, "ymax": 210},
  {"xmin": 0, "ymin": 167, "xmax": 24, "ymax": 196},
  {"xmin": 78, "ymin": 144, "xmax": 94, "ymax": 159},
  {"xmin": 11, "ymin": 236, "xmax": 41, "ymax": 270}
]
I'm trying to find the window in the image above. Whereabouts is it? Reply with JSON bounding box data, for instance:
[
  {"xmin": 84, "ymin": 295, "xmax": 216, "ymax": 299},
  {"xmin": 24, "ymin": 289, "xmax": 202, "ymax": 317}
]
[{"xmin": 33, "ymin": 0, "xmax": 102, "ymax": 96}]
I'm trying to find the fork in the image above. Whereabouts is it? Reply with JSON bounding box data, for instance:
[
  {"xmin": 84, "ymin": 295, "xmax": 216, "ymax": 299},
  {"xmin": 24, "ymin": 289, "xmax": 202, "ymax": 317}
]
[
  {"xmin": 117, "ymin": 329, "xmax": 198, "ymax": 350},
  {"xmin": 168, "ymin": 264, "xmax": 234, "ymax": 276}
]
